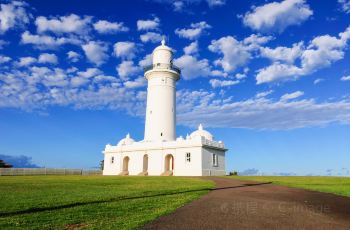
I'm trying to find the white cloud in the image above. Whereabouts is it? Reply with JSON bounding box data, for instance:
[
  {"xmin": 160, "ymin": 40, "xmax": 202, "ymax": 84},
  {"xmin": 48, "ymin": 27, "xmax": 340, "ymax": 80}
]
[
  {"xmin": 0, "ymin": 55, "xmax": 11, "ymax": 64},
  {"xmin": 177, "ymin": 89, "xmax": 350, "ymax": 130},
  {"xmin": 314, "ymin": 78, "xmax": 324, "ymax": 84},
  {"xmin": 137, "ymin": 17, "xmax": 160, "ymax": 31},
  {"xmin": 280, "ymin": 91, "xmax": 304, "ymax": 101},
  {"xmin": 256, "ymin": 63, "xmax": 302, "ymax": 84},
  {"xmin": 35, "ymin": 14, "xmax": 91, "ymax": 35},
  {"xmin": 152, "ymin": 0, "xmax": 226, "ymax": 12},
  {"xmin": 260, "ymin": 42, "xmax": 303, "ymax": 64},
  {"xmin": 21, "ymin": 31, "xmax": 81, "ymax": 49},
  {"xmin": 339, "ymin": 0, "xmax": 350, "ymax": 13},
  {"xmin": 243, "ymin": 0, "xmax": 313, "ymax": 33},
  {"xmin": 38, "ymin": 53, "xmax": 58, "ymax": 64},
  {"xmin": 174, "ymin": 54, "xmax": 211, "ymax": 80},
  {"xmin": 256, "ymin": 90, "xmax": 273, "ymax": 98},
  {"xmin": 113, "ymin": 41, "xmax": 137, "ymax": 59},
  {"xmin": 67, "ymin": 51, "xmax": 80, "ymax": 62},
  {"xmin": 256, "ymin": 25, "xmax": 350, "ymax": 84},
  {"xmin": 82, "ymin": 41, "xmax": 109, "ymax": 66},
  {"xmin": 206, "ymin": 0, "xmax": 226, "ymax": 7},
  {"xmin": 138, "ymin": 54, "xmax": 153, "ymax": 68},
  {"xmin": 140, "ymin": 32, "xmax": 162, "ymax": 43},
  {"xmin": 93, "ymin": 20, "xmax": 129, "ymax": 34},
  {"xmin": 77, "ymin": 68, "xmax": 102, "ymax": 78},
  {"xmin": 341, "ymin": 75, "xmax": 350, "ymax": 81},
  {"xmin": 17, "ymin": 57, "xmax": 37, "ymax": 67},
  {"xmin": 209, "ymin": 79, "xmax": 239, "ymax": 88},
  {"xmin": 175, "ymin": 21, "xmax": 211, "ymax": 40},
  {"xmin": 183, "ymin": 41, "xmax": 198, "ymax": 55},
  {"xmin": 209, "ymin": 36, "xmax": 251, "ymax": 72},
  {"xmin": 116, "ymin": 60, "xmax": 140, "ymax": 80},
  {"xmin": 124, "ymin": 77, "xmax": 146, "ymax": 88},
  {"xmin": 0, "ymin": 1, "xmax": 30, "ymax": 34}
]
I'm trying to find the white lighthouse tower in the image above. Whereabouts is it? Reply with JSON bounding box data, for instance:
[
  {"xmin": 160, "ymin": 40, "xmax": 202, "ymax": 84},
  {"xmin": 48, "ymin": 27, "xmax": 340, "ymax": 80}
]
[
  {"xmin": 102, "ymin": 40, "xmax": 227, "ymax": 176},
  {"xmin": 144, "ymin": 39, "xmax": 180, "ymax": 142}
]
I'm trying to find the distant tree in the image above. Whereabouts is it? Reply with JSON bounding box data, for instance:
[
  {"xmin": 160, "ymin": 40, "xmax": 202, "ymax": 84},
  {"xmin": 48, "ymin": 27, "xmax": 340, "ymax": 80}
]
[
  {"xmin": 100, "ymin": 160, "xmax": 104, "ymax": 170},
  {"xmin": 0, "ymin": 159, "xmax": 13, "ymax": 168},
  {"xmin": 229, "ymin": 171, "xmax": 238, "ymax": 176}
]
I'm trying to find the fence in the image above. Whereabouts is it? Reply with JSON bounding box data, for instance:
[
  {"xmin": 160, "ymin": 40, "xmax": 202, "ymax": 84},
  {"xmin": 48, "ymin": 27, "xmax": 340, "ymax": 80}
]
[{"xmin": 0, "ymin": 168, "xmax": 102, "ymax": 176}]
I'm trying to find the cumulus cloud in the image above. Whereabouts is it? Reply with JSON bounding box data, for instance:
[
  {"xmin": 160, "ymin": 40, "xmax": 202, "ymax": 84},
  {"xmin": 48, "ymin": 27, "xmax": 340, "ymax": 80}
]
[
  {"xmin": 124, "ymin": 77, "xmax": 146, "ymax": 89},
  {"xmin": 260, "ymin": 42, "xmax": 304, "ymax": 64},
  {"xmin": 93, "ymin": 20, "xmax": 129, "ymax": 34},
  {"xmin": 0, "ymin": 1, "xmax": 30, "ymax": 34},
  {"xmin": 137, "ymin": 17, "xmax": 160, "ymax": 31},
  {"xmin": 116, "ymin": 60, "xmax": 140, "ymax": 80},
  {"xmin": 38, "ymin": 53, "xmax": 58, "ymax": 64},
  {"xmin": 183, "ymin": 41, "xmax": 198, "ymax": 55},
  {"xmin": 175, "ymin": 21, "xmax": 211, "ymax": 40},
  {"xmin": 82, "ymin": 41, "xmax": 109, "ymax": 66},
  {"xmin": 21, "ymin": 31, "xmax": 81, "ymax": 49},
  {"xmin": 341, "ymin": 75, "xmax": 350, "ymax": 81},
  {"xmin": 67, "ymin": 51, "xmax": 80, "ymax": 62},
  {"xmin": 113, "ymin": 41, "xmax": 137, "ymax": 59},
  {"xmin": 209, "ymin": 79, "xmax": 239, "ymax": 88},
  {"xmin": 138, "ymin": 54, "xmax": 153, "ymax": 68},
  {"xmin": 339, "ymin": 0, "xmax": 350, "ymax": 13},
  {"xmin": 140, "ymin": 32, "xmax": 162, "ymax": 43},
  {"xmin": 17, "ymin": 56, "xmax": 37, "ymax": 67},
  {"xmin": 0, "ymin": 55, "xmax": 11, "ymax": 64},
  {"xmin": 174, "ymin": 54, "xmax": 211, "ymax": 80},
  {"xmin": 256, "ymin": 25, "xmax": 350, "ymax": 84},
  {"xmin": 35, "ymin": 14, "xmax": 91, "ymax": 35},
  {"xmin": 280, "ymin": 91, "xmax": 304, "ymax": 101},
  {"xmin": 243, "ymin": 0, "xmax": 313, "ymax": 33},
  {"xmin": 208, "ymin": 34, "xmax": 272, "ymax": 73}
]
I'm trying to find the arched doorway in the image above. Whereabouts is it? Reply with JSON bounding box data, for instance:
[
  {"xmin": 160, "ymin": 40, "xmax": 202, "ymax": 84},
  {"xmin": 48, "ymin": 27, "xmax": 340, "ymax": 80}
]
[
  {"xmin": 163, "ymin": 154, "xmax": 174, "ymax": 176},
  {"xmin": 143, "ymin": 154, "xmax": 148, "ymax": 173},
  {"xmin": 120, "ymin": 156, "xmax": 129, "ymax": 175}
]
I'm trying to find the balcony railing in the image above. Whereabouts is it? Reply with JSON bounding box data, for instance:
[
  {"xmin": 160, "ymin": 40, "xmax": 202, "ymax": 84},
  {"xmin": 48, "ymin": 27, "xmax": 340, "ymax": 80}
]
[{"xmin": 144, "ymin": 63, "xmax": 181, "ymax": 74}]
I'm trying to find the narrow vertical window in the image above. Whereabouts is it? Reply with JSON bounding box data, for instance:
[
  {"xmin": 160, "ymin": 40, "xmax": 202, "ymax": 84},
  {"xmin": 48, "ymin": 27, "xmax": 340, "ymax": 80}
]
[
  {"xmin": 212, "ymin": 154, "xmax": 218, "ymax": 166},
  {"xmin": 186, "ymin": 152, "xmax": 191, "ymax": 162},
  {"xmin": 111, "ymin": 156, "xmax": 114, "ymax": 164}
]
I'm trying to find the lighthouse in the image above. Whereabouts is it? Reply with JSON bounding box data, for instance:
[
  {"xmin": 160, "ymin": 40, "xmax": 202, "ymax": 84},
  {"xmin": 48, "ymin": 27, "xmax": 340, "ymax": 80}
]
[
  {"xmin": 102, "ymin": 40, "xmax": 227, "ymax": 176},
  {"xmin": 144, "ymin": 39, "xmax": 180, "ymax": 142}
]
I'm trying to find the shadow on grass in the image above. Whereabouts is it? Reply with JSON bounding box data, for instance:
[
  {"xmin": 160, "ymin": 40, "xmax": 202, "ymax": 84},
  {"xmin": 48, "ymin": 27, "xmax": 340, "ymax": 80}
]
[{"xmin": 0, "ymin": 182, "xmax": 271, "ymax": 217}]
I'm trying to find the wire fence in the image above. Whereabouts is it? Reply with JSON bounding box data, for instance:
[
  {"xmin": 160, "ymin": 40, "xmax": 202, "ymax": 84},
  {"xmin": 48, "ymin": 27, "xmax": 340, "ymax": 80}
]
[{"xmin": 0, "ymin": 168, "xmax": 102, "ymax": 176}]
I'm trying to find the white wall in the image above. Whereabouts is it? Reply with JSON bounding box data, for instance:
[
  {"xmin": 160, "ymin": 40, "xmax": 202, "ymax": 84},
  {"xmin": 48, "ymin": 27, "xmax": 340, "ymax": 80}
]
[{"xmin": 103, "ymin": 147, "xmax": 203, "ymax": 176}]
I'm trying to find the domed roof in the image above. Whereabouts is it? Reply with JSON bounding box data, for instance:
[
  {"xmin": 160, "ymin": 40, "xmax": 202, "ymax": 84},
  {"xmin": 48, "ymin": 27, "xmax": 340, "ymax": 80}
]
[
  {"xmin": 153, "ymin": 38, "xmax": 172, "ymax": 52},
  {"xmin": 117, "ymin": 133, "xmax": 135, "ymax": 146},
  {"xmin": 190, "ymin": 124, "xmax": 213, "ymax": 141}
]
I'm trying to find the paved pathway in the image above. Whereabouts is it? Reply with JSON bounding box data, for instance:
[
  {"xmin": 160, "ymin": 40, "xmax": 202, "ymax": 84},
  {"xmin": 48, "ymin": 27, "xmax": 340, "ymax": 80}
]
[{"xmin": 142, "ymin": 177, "xmax": 350, "ymax": 230}]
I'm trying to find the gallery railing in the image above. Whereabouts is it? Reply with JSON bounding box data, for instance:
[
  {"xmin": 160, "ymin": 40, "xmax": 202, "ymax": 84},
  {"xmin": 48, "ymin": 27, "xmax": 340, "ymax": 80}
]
[{"xmin": 144, "ymin": 63, "xmax": 181, "ymax": 74}]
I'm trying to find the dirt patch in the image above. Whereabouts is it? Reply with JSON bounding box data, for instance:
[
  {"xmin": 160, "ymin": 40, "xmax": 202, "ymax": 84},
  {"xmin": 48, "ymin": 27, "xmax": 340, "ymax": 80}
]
[{"xmin": 141, "ymin": 177, "xmax": 350, "ymax": 230}]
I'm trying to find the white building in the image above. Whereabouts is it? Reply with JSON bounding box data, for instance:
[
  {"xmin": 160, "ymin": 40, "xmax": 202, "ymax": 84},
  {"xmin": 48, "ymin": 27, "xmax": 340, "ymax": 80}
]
[{"xmin": 103, "ymin": 40, "xmax": 227, "ymax": 176}]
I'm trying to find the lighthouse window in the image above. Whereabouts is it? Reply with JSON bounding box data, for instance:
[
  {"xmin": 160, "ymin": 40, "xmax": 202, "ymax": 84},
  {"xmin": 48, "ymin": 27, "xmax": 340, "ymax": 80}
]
[
  {"xmin": 111, "ymin": 156, "xmax": 114, "ymax": 164},
  {"xmin": 161, "ymin": 132, "xmax": 163, "ymax": 136},
  {"xmin": 212, "ymin": 154, "xmax": 218, "ymax": 167},
  {"xmin": 186, "ymin": 152, "xmax": 191, "ymax": 162}
]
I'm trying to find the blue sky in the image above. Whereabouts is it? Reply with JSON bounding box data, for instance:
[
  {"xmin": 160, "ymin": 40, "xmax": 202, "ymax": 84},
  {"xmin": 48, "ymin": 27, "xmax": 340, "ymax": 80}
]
[{"xmin": 0, "ymin": 0, "xmax": 350, "ymax": 175}]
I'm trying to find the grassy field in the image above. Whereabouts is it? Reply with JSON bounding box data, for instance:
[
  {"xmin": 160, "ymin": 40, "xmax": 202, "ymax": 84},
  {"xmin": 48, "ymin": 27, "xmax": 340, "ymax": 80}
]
[
  {"xmin": 231, "ymin": 176, "xmax": 350, "ymax": 197},
  {"xmin": 0, "ymin": 176, "xmax": 214, "ymax": 230}
]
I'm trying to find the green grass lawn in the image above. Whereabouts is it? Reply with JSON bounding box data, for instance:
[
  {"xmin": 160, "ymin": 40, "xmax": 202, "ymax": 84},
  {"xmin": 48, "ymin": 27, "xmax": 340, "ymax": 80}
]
[
  {"xmin": 0, "ymin": 176, "xmax": 214, "ymax": 230},
  {"xmin": 230, "ymin": 176, "xmax": 350, "ymax": 197}
]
